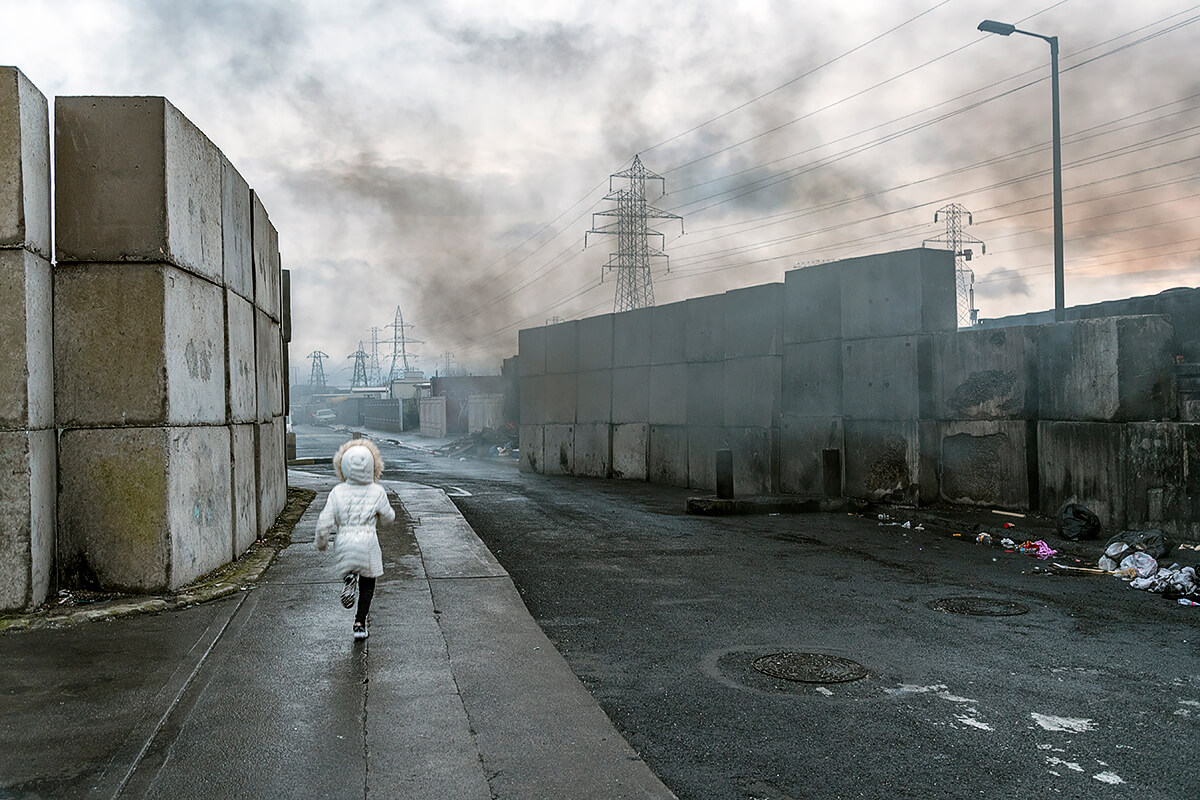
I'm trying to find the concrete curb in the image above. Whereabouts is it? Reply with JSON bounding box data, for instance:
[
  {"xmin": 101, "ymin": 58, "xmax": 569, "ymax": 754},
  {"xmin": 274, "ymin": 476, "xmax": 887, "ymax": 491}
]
[{"xmin": 0, "ymin": 487, "xmax": 316, "ymax": 634}]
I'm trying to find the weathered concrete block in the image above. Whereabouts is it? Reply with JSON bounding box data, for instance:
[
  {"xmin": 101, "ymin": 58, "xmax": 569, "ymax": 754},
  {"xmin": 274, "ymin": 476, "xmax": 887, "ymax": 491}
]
[
  {"xmin": 648, "ymin": 425, "xmax": 689, "ymax": 487},
  {"xmin": 55, "ymin": 96, "xmax": 223, "ymax": 284},
  {"xmin": 686, "ymin": 361, "xmax": 725, "ymax": 426},
  {"xmin": 542, "ymin": 424, "xmax": 575, "ymax": 475},
  {"xmin": 55, "ymin": 262, "xmax": 226, "ymax": 427},
  {"xmin": 231, "ymin": 423, "xmax": 258, "ymax": 555},
  {"xmin": 518, "ymin": 327, "xmax": 546, "ymax": 377},
  {"xmin": 844, "ymin": 420, "xmax": 937, "ymax": 505},
  {"xmin": 1037, "ymin": 421, "xmax": 1126, "ymax": 530},
  {"xmin": 783, "ymin": 261, "xmax": 841, "ymax": 344},
  {"xmin": 725, "ymin": 283, "xmax": 783, "ymax": 358},
  {"xmin": 578, "ymin": 314, "xmax": 613, "ymax": 372},
  {"xmin": 937, "ymin": 420, "xmax": 1033, "ymax": 510},
  {"xmin": 724, "ymin": 356, "xmax": 781, "ymax": 428},
  {"xmin": 934, "ymin": 326, "xmax": 1036, "ymax": 420},
  {"xmin": 648, "ymin": 363, "xmax": 687, "ymax": 425},
  {"xmin": 1036, "ymin": 316, "xmax": 1176, "ymax": 422},
  {"xmin": 543, "ymin": 373, "xmax": 577, "ymax": 424},
  {"xmin": 685, "ymin": 293, "xmax": 725, "ymax": 363},
  {"xmin": 613, "ymin": 306, "xmax": 653, "ymax": 367},
  {"xmin": 226, "ymin": 291, "xmax": 257, "ymax": 424},
  {"xmin": 545, "ymin": 319, "xmax": 579, "ymax": 374},
  {"xmin": 577, "ymin": 370, "xmax": 613, "ymax": 424},
  {"xmin": 839, "ymin": 248, "xmax": 956, "ymax": 340},
  {"xmin": 0, "ymin": 249, "xmax": 52, "ymax": 430},
  {"xmin": 727, "ymin": 427, "xmax": 776, "ymax": 496},
  {"xmin": 687, "ymin": 426, "xmax": 722, "ymax": 492},
  {"xmin": 256, "ymin": 417, "xmax": 286, "ymax": 535},
  {"xmin": 280, "ymin": 268, "xmax": 291, "ymax": 345},
  {"xmin": 250, "ymin": 190, "xmax": 281, "ymax": 321},
  {"xmin": 574, "ymin": 423, "xmax": 611, "ymax": 478},
  {"xmin": 221, "ymin": 157, "xmax": 253, "ymax": 301},
  {"xmin": 0, "ymin": 68, "xmax": 50, "ymax": 258},
  {"xmin": 0, "ymin": 429, "xmax": 54, "ymax": 611},
  {"xmin": 58, "ymin": 425, "xmax": 232, "ymax": 592},
  {"xmin": 612, "ymin": 423, "xmax": 648, "ymax": 480},
  {"xmin": 782, "ymin": 340, "xmax": 842, "ymax": 418},
  {"xmin": 650, "ymin": 300, "xmax": 687, "ymax": 365},
  {"xmin": 780, "ymin": 416, "xmax": 843, "ymax": 496},
  {"xmin": 519, "ymin": 424, "xmax": 544, "ymax": 474},
  {"xmin": 841, "ymin": 336, "xmax": 933, "ymax": 421},
  {"xmin": 612, "ymin": 366, "xmax": 649, "ymax": 424},
  {"xmin": 255, "ymin": 310, "xmax": 283, "ymax": 422},
  {"xmin": 519, "ymin": 375, "xmax": 546, "ymax": 426},
  {"xmin": 1124, "ymin": 422, "xmax": 1200, "ymax": 540}
]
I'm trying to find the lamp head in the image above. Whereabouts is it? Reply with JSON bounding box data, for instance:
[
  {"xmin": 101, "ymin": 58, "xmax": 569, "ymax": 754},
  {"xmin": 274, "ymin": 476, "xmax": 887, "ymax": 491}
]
[{"xmin": 978, "ymin": 19, "xmax": 1016, "ymax": 35}]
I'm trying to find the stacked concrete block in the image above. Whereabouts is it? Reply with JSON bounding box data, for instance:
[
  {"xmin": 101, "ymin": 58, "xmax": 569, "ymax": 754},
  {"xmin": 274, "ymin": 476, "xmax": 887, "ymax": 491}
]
[
  {"xmin": 575, "ymin": 314, "xmax": 613, "ymax": 478},
  {"xmin": 781, "ymin": 263, "xmax": 844, "ymax": 496},
  {"xmin": 518, "ymin": 326, "xmax": 547, "ymax": 473},
  {"xmin": 720, "ymin": 283, "xmax": 782, "ymax": 494},
  {"xmin": 54, "ymin": 96, "xmax": 235, "ymax": 592},
  {"xmin": 250, "ymin": 190, "xmax": 287, "ymax": 533},
  {"xmin": 541, "ymin": 320, "xmax": 579, "ymax": 475},
  {"xmin": 930, "ymin": 326, "xmax": 1038, "ymax": 509},
  {"xmin": 644, "ymin": 302, "xmax": 686, "ymax": 484},
  {"xmin": 682, "ymin": 293, "xmax": 726, "ymax": 491},
  {"xmin": 1036, "ymin": 316, "xmax": 1176, "ymax": 423},
  {"xmin": 0, "ymin": 68, "xmax": 54, "ymax": 611},
  {"xmin": 837, "ymin": 249, "xmax": 954, "ymax": 504}
]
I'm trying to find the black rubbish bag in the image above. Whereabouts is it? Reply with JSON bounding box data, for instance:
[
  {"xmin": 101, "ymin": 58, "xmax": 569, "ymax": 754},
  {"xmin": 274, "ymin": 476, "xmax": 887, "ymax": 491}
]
[
  {"xmin": 1105, "ymin": 529, "xmax": 1173, "ymax": 560},
  {"xmin": 1057, "ymin": 503, "xmax": 1101, "ymax": 541}
]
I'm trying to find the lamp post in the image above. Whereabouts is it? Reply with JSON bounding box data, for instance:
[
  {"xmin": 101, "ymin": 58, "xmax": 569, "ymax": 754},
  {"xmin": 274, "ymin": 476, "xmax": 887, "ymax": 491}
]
[{"xmin": 978, "ymin": 19, "xmax": 1064, "ymax": 322}]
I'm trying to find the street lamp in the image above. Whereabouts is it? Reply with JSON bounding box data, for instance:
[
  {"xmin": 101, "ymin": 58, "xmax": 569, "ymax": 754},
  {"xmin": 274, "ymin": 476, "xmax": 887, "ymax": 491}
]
[{"xmin": 978, "ymin": 19, "xmax": 1065, "ymax": 322}]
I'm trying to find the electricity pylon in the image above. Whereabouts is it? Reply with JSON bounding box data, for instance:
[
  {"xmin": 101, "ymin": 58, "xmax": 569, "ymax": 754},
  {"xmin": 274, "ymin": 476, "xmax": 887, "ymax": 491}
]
[
  {"xmin": 348, "ymin": 341, "xmax": 369, "ymax": 389},
  {"xmin": 586, "ymin": 154, "xmax": 684, "ymax": 312},
  {"xmin": 307, "ymin": 350, "xmax": 330, "ymax": 390},
  {"xmin": 369, "ymin": 326, "xmax": 384, "ymax": 385},
  {"xmin": 386, "ymin": 306, "xmax": 424, "ymax": 382},
  {"xmin": 924, "ymin": 203, "xmax": 985, "ymax": 326}
]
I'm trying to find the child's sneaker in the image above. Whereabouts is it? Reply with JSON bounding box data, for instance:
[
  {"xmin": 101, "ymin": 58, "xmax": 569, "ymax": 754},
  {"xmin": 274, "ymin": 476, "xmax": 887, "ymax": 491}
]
[
  {"xmin": 340, "ymin": 574, "xmax": 357, "ymax": 608},
  {"xmin": 353, "ymin": 621, "xmax": 368, "ymax": 640}
]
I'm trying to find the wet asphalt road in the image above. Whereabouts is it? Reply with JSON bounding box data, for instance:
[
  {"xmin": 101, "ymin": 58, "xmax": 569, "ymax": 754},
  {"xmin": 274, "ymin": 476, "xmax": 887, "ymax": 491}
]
[{"xmin": 300, "ymin": 427, "xmax": 1200, "ymax": 800}]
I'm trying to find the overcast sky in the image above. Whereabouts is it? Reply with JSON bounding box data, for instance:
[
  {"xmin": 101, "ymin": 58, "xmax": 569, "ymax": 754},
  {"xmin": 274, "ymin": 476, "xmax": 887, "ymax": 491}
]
[{"xmin": 4, "ymin": 0, "xmax": 1198, "ymax": 382}]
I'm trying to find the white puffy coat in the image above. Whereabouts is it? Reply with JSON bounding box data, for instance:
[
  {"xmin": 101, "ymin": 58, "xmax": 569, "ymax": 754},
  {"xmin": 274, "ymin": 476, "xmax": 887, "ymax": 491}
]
[{"xmin": 315, "ymin": 440, "xmax": 395, "ymax": 578}]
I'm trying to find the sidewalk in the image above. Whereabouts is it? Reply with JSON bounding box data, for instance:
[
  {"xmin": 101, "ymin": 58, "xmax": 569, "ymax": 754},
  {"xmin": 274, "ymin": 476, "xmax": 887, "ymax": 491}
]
[{"xmin": 0, "ymin": 471, "xmax": 676, "ymax": 799}]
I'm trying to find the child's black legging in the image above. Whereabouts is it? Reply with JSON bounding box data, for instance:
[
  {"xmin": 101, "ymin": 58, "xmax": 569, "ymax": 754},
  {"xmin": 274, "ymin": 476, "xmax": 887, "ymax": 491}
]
[{"xmin": 356, "ymin": 576, "xmax": 376, "ymax": 624}]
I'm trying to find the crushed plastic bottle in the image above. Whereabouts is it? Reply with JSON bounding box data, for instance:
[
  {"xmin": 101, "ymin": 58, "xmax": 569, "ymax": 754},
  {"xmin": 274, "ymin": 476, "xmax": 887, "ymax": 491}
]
[{"xmin": 1179, "ymin": 598, "xmax": 1199, "ymax": 607}]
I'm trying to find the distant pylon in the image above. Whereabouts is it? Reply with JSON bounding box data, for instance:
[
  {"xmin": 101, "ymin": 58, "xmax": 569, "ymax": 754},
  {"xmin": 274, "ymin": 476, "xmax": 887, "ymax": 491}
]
[
  {"xmin": 307, "ymin": 350, "xmax": 330, "ymax": 390},
  {"xmin": 924, "ymin": 203, "xmax": 985, "ymax": 326},
  {"xmin": 369, "ymin": 326, "xmax": 383, "ymax": 385},
  {"xmin": 586, "ymin": 154, "xmax": 684, "ymax": 313},
  {"xmin": 386, "ymin": 306, "xmax": 424, "ymax": 382},
  {"xmin": 348, "ymin": 341, "xmax": 369, "ymax": 389}
]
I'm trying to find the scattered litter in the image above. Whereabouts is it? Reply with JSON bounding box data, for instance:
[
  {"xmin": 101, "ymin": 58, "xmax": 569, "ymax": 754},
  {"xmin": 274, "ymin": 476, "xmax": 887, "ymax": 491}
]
[
  {"xmin": 1099, "ymin": 530, "xmax": 1173, "ymax": 569},
  {"xmin": 1002, "ymin": 522, "xmax": 1015, "ymax": 529},
  {"xmin": 956, "ymin": 714, "xmax": 993, "ymax": 731},
  {"xmin": 976, "ymin": 532, "xmax": 993, "ymax": 546},
  {"xmin": 815, "ymin": 687, "xmax": 834, "ymax": 696},
  {"xmin": 1018, "ymin": 540, "xmax": 1058, "ymax": 560},
  {"xmin": 1120, "ymin": 552, "xmax": 1159, "ymax": 579},
  {"xmin": 1178, "ymin": 597, "xmax": 1199, "ymax": 607},
  {"xmin": 1057, "ymin": 503, "xmax": 1101, "ymax": 541},
  {"xmin": 1030, "ymin": 712, "xmax": 1096, "ymax": 733},
  {"xmin": 993, "ymin": 510, "xmax": 1025, "ymax": 518},
  {"xmin": 1092, "ymin": 772, "xmax": 1125, "ymax": 785},
  {"xmin": 1001, "ymin": 538, "xmax": 1017, "ymax": 549},
  {"xmin": 1046, "ymin": 757, "xmax": 1084, "ymax": 773}
]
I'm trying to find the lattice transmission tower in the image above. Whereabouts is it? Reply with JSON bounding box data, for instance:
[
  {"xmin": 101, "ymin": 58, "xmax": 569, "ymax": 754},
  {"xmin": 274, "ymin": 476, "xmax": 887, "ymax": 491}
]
[
  {"xmin": 348, "ymin": 341, "xmax": 370, "ymax": 388},
  {"xmin": 924, "ymin": 203, "xmax": 985, "ymax": 327},
  {"xmin": 586, "ymin": 154, "xmax": 684, "ymax": 312},
  {"xmin": 307, "ymin": 350, "xmax": 330, "ymax": 390},
  {"xmin": 386, "ymin": 306, "xmax": 424, "ymax": 382},
  {"xmin": 369, "ymin": 326, "xmax": 384, "ymax": 385}
]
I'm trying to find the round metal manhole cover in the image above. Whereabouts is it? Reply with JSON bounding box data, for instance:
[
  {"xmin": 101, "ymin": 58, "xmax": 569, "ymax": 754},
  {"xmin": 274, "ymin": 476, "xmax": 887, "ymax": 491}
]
[
  {"xmin": 927, "ymin": 597, "xmax": 1029, "ymax": 616},
  {"xmin": 751, "ymin": 652, "xmax": 869, "ymax": 684}
]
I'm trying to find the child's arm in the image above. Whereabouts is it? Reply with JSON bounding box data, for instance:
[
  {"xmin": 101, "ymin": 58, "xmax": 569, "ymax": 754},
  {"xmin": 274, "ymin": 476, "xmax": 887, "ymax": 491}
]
[
  {"xmin": 376, "ymin": 486, "xmax": 396, "ymax": 526},
  {"xmin": 315, "ymin": 489, "xmax": 339, "ymax": 550}
]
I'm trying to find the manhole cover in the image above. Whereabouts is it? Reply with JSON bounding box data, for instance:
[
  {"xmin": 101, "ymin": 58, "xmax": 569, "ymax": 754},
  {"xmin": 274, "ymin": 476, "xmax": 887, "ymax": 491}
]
[
  {"xmin": 751, "ymin": 652, "xmax": 868, "ymax": 683},
  {"xmin": 927, "ymin": 597, "xmax": 1029, "ymax": 616}
]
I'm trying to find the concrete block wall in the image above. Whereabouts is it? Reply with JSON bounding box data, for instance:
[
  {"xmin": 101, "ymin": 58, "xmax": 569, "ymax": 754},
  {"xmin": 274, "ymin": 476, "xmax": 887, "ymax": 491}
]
[
  {"xmin": 49, "ymin": 95, "xmax": 287, "ymax": 596},
  {"xmin": 0, "ymin": 68, "xmax": 55, "ymax": 612},
  {"xmin": 515, "ymin": 246, "xmax": 1197, "ymax": 538}
]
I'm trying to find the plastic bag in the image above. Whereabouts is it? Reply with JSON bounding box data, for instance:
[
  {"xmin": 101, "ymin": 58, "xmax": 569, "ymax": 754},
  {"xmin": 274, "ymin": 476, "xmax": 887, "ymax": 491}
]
[
  {"xmin": 1057, "ymin": 503, "xmax": 1101, "ymax": 541},
  {"xmin": 1119, "ymin": 551, "xmax": 1159, "ymax": 579},
  {"xmin": 1105, "ymin": 529, "xmax": 1172, "ymax": 560}
]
